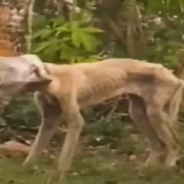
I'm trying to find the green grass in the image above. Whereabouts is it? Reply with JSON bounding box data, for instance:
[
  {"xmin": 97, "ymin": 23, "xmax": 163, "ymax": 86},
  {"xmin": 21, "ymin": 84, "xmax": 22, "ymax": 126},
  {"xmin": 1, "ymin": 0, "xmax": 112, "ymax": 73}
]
[{"xmin": 1, "ymin": 150, "xmax": 184, "ymax": 184}]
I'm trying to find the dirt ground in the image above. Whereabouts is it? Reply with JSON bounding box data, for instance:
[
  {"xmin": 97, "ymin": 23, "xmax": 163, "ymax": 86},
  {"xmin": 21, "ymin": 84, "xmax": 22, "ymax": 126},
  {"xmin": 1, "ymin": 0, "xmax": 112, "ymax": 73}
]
[{"xmin": 0, "ymin": 149, "xmax": 184, "ymax": 184}]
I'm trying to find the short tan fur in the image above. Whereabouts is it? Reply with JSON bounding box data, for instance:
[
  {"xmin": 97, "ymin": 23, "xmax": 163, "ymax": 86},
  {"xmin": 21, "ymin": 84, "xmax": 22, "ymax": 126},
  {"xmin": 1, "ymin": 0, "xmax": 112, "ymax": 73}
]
[{"xmin": 22, "ymin": 57, "xmax": 184, "ymax": 179}]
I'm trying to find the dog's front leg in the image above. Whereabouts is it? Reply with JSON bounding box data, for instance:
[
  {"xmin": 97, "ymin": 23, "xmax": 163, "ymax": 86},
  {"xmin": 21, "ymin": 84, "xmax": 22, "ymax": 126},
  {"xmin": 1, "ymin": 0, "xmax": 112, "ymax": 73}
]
[
  {"xmin": 56, "ymin": 94, "xmax": 84, "ymax": 180},
  {"xmin": 23, "ymin": 92, "xmax": 61, "ymax": 166}
]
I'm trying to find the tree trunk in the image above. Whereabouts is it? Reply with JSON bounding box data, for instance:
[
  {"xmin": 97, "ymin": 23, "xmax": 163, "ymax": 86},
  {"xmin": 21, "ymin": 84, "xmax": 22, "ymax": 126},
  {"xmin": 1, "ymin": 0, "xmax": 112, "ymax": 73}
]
[
  {"xmin": 92, "ymin": 0, "xmax": 146, "ymax": 59},
  {"xmin": 0, "ymin": 0, "xmax": 35, "ymax": 118}
]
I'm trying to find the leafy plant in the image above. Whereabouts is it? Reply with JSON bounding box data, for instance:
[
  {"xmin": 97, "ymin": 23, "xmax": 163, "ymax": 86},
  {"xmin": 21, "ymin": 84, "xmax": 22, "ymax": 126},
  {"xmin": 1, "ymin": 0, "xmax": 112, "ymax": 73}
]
[
  {"xmin": 31, "ymin": 14, "xmax": 104, "ymax": 63},
  {"xmin": 3, "ymin": 95, "xmax": 39, "ymax": 128}
]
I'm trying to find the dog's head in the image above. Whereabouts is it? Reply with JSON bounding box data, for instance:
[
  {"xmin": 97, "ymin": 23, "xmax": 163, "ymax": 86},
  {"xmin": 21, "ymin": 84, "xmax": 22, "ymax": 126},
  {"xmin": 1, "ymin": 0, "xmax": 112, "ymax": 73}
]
[{"xmin": 0, "ymin": 54, "xmax": 52, "ymax": 96}]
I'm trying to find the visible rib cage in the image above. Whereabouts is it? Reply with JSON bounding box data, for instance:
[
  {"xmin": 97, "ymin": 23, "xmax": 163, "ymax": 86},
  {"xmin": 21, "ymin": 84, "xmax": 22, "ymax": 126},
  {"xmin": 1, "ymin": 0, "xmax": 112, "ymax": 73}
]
[
  {"xmin": 22, "ymin": 57, "xmax": 184, "ymax": 180},
  {"xmin": 76, "ymin": 59, "xmax": 178, "ymax": 107},
  {"xmin": 78, "ymin": 69, "xmax": 124, "ymax": 106},
  {"xmin": 0, "ymin": 53, "xmax": 180, "ymax": 180}
]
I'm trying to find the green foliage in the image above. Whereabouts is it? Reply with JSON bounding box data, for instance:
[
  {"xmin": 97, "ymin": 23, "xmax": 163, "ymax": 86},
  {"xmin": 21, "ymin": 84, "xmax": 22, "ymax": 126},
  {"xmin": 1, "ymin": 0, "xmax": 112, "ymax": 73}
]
[
  {"xmin": 83, "ymin": 119, "xmax": 125, "ymax": 148},
  {"xmin": 4, "ymin": 0, "xmax": 184, "ymax": 149},
  {"xmin": 31, "ymin": 14, "xmax": 104, "ymax": 63},
  {"xmin": 2, "ymin": 153, "xmax": 184, "ymax": 184},
  {"xmin": 140, "ymin": 0, "xmax": 184, "ymax": 68},
  {"xmin": 3, "ymin": 95, "xmax": 39, "ymax": 128},
  {"xmin": 81, "ymin": 117, "xmax": 138, "ymax": 154},
  {"xmin": 145, "ymin": 17, "xmax": 184, "ymax": 68},
  {"xmin": 143, "ymin": 0, "xmax": 184, "ymax": 13}
]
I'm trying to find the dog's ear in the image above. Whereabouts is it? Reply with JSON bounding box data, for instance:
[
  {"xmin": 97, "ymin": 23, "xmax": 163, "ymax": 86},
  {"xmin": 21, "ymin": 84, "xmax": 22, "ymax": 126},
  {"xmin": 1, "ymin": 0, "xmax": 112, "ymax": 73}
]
[
  {"xmin": 20, "ymin": 54, "xmax": 53, "ymax": 91},
  {"xmin": 20, "ymin": 54, "xmax": 51, "ymax": 79}
]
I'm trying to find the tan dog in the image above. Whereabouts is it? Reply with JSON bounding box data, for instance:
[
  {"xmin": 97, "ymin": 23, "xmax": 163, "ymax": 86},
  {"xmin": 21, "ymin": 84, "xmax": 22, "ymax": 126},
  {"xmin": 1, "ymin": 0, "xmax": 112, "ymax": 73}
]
[{"xmin": 21, "ymin": 57, "xmax": 184, "ymax": 179}]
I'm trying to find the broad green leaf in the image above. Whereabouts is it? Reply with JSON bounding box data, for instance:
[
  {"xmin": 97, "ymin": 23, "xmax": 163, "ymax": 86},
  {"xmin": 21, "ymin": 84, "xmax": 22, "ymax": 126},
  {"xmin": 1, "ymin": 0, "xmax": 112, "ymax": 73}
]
[
  {"xmin": 59, "ymin": 37, "xmax": 71, "ymax": 42},
  {"xmin": 79, "ymin": 32, "xmax": 101, "ymax": 51},
  {"xmin": 32, "ymin": 28, "xmax": 52, "ymax": 39},
  {"xmin": 49, "ymin": 39, "xmax": 61, "ymax": 50},
  {"xmin": 41, "ymin": 47, "xmax": 57, "ymax": 62},
  {"xmin": 70, "ymin": 21, "xmax": 82, "ymax": 48},
  {"xmin": 51, "ymin": 18, "xmax": 65, "ymax": 28},
  {"xmin": 80, "ymin": 27, "xmax": 104, "ymax": 33},
  {"xmin": 32, "ymin": 41, "xmax": 51, "ymax": 53},
  {"xmin": 70, "ymin": 21, "xmax": 80, "ymax": 31},
  {"xmin": 59, "ymin": 44, "xmax": 78, "ymax": 60},
  {"xmin": 71, "ymin": 31, "xmax": 81, "ymax": 48},
  {"xmin": 56, "ymin": 26, "xmax": 71, "ymax": 33}
]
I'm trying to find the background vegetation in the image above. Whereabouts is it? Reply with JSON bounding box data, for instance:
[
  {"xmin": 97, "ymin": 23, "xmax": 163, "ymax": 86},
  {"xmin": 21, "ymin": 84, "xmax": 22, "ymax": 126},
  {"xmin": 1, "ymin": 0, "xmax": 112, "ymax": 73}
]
[
  {"xmin": 1, "ymin": 0, "xmax": 184, "ymax": 183},
  {"xmin": 2, "ymin": 0, "xmax": 184, "ymax": 145}
]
